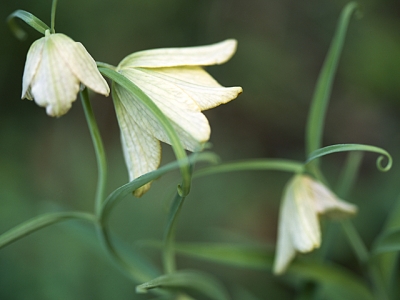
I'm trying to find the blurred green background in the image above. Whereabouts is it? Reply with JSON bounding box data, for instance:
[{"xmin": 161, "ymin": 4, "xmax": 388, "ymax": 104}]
[{"xmin": 1, "ymin": 0, "xmax": 400, "ymax": 299}]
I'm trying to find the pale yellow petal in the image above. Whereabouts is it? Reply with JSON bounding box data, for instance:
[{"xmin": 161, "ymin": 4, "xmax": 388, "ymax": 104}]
[
  {"xmin": 30, "ymin": 36, "xmax": 80, "ymax": 117},
  {"xmin": 118, "ymin": 39, "xmax": 237, "ymax": 69},
  {"xmin": 273, "ymin": 175, "xmax": 321, "ymax": 274},
  {"xmin": 273, "ymin": 200, "xmax": 296, "ymax": 275},
  {"xmin": 138, "ymin": 67, "xmax": 242, "ymax": 110},
  {"xmin": 306, "ymin": 176, "xmax": 358, "ymax": 218},
  {"xmin": 290, "ymin": 177, "xmax": 321, "ymax": 252},
  {"xmin": 118, "ymin": 68, "xmax": 210, "ymax": 151},
  {"xmin": 22, "ymin": 37, "xmax": 45, "ymax": 99},
  {"xmin": 113, "ymin": 87, "xmax": 161, "ymax": 197},
  {"xmin": 50, "ymin": 34, "xmax": 110, "ymax": 96}
]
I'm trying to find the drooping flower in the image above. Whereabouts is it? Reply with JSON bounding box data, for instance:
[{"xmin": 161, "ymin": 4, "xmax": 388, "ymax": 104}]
[
  {"xmin": 273, "ymin": 174, "xmax": 357, "ymax": 275},
  {"xmin": 113, "ymin": 39, "xmax": 242, "ymax": 197},
  {"xmin": 22, "ymin": 30, "xmax": 109, "ymax": 117}
]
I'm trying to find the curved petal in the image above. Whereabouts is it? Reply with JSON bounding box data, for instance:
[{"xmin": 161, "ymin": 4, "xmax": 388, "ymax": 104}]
[
  {"xmin": 138, "ymin": 67, "xmax": 242, "ymax": 110},
  {"xmin": 118, "ymin": 68, "xmax": 210, "ymax": 151},
  {"xmin": 274, "ymin": 175, "xmax": 321, "ymax": 274},
  {"xmin": 50, "ymin": 34, "xmax": 109, "ymax": 96},
  {"xmin": 307, "ymin": 177, "xmax": 357, "ymax": 218},
  {"xmin": 113, "ymin": 87, "xmax": 161, "ymax": 197},
  {"xmin": 30, "ymin": 36, "xmax": 80, "ymax": 117},
  {"xmin": 289, "ymin": 178, "xmax": 321, "ymax": 252},
  {"xmin": 22, "ymin": 37, "xmax": 45, "ymax": 99},
  {"xmin": 118, "ymin": 39, "xmax": 237, "ymax": 69}
]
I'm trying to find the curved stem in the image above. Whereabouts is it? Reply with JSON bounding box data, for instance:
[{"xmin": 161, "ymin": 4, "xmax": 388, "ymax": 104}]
[
  {"xmin": 50, "ymin": 0, "xmax": 58, "ymax": 33},
  {"xmin": 0, "ymin": 212, "xmax": 95, "ymax": 249},
  {"xmin": 163, "ymin": 192, "xmax": 186, "ymax": 274},
  {"xmin": 96, "ymin": 224, "xmax": 155, "ymax": 283},
  {"xmin": 80, "ymin": 88, "xmax": 107, "ymax": 217}
]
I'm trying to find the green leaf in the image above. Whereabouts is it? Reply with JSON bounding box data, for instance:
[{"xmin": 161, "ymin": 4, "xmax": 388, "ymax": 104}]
[
  {"xmin": 305, "ymin": 2, "xmax": 360, "ymax": 156},
  {"xmin": 99, "ymin": 67, "xmax": 191, "ymax": 196},
  {"xmin": 99, "ymin": 152, "xmax": 219, "ymax": 224},
  {"xmin": 7, "ymin": 10, "xmax": 49, "ymax": 40},
  {"xmin": 372, "ymin": 227, "xmax": 400, "ymax": 255},
  {"xmin": 136, "ymin": 270, "xmax": 230, "ymax": 300},
  {"xmin": 306, "ymin": 144, "xmax": 392, "ymax": 172},
  {"xmin": 0, "ymin": 212, "xmax": 95, "ymax": 249},
  {"xmin": 193, "ymin": 159, "xmax": 304, "ymax": 178},
  {"xmin": 163, "ymin": 243, "xmax": 374, "ymax": 300}
]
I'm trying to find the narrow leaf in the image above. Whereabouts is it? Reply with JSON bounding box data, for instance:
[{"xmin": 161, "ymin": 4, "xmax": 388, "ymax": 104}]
[
  {"xmin": 167, "ymin": 242, "xmax": 373, "ymax": 300},
  {"xmin": 306, "ymin": 144, "xmax": 392, "ymax": 172},
  {"xmin": 305, "ymin": 2, "xmax": 360, "ymax": 156},
  {"xmin": 193, "ymin": 159, "xmax": 304, "ymax": 178},
  {"xmin": 0, "ymin": 212, "xmax": 95, "ymax": 249},
  {"xmin": 372, "ymin": 227, "xmax": 400, "ymax": 255},
  {"xmin": 7, "ymin": 10, "xmax": 49, "ymax": 40},
  {"xmin": 136, "ymin": 270, "xmax": 230, "ymax": 300}
]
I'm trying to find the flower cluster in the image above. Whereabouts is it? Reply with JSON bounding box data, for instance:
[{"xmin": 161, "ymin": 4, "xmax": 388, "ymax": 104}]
[{"xmin": 21, "ymin": 31, "xmax": 242, "ymax": 196}]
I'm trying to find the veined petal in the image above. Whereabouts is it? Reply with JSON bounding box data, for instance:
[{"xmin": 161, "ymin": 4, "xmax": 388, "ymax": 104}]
[
  {"xmin": 290, "ymin": 177, "xmax": 321, "ymax": 252},
  {"xmin": 307, "ymin": 177, "xmax": 358, "ymax": 218},
  {"xmin": 22, "ymin": 37, "xmax": 45, "ymax": 99},
  {"xmin": 118, "ymin": 68, "xmax": 210, "ymax": 151},
  {"xmin": 273, "ymin": 175, "xmax": 321, "ymax": 275},
  {"xmin": 118, "ymin": 39, "xmax": 237, "ymax": 69},
  {"xmin": 50, "ymin": 34, "xmax": 109, "ymax": 96},
  {"xmin": 273, "ymin": 204, "xmax": 296, "ymax": 275},
  {"xmin": 30, "ymin": 35, "xmax": 80, "ymax": 117},
  {"xmin": 113, "ymin": 86, "xmax": 161, "ymax": 197},
  {"xmin": 138, "ymin": 67, "xmax": 242, "ymax": 110}
]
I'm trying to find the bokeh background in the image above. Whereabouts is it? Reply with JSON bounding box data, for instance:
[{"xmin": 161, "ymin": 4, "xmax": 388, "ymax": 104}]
[{"xmin": 1, "ymin": 0, "xmax": 400, "ymax": 299}]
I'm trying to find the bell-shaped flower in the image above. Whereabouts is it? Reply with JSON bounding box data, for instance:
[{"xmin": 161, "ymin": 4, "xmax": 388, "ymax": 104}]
[
  {"xmin": 273, "ymin": 174, "xmax": 357, "ymax": 275},
  {"xmin": 22, "ymin": 30, "xmax": 110, "ymax": 117},
  {"xmin": 113, "ymin": 39, "xmax": 242, "ymax": 197}
]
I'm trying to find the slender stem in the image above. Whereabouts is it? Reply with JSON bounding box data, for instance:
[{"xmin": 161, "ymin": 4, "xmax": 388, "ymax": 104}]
[
  {"xmin": 163, "ymin": 192, "xmax": 186, "ymax": 274},
  {"xmin": 96, "ymin": 224, "xmax": 155, "ymax": 283},
  {"xmin": 0, "ymin": 212, "xmax": 95, "ymax": 249},
  {"xmin": 340, "ymin": 219, "xmax": 369, "ymax": 264},
  {"xmin": 80, "ymin": 88, "xmax": 107, "ymax": 217},
  {"xmin": 50, "ymin": 0, "xmax": 58, "ymax": 33}
]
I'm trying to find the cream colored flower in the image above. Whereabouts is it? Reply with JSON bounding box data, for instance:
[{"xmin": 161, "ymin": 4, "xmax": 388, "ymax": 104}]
[
  {"xmin": 113, "ymin": 39, "xmax": 242, "ymax": 197},
  {"xmin": 22, "ymin": 30, "xmax": 109, "ymax": 117},
  {"xmin": 273, "ymin": 174, "xmax": 357, "ymax": 275}
]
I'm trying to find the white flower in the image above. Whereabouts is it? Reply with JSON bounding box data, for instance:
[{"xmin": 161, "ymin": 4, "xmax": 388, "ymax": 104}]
[
  {"xmin": 113, "ymin": 39, "xmax": 242, "ymax": 197},
  {"xmin": 273, "ymin": 174, "xmax": 357, "ymax": 275},
  {"xmin": 22, "ymin": 30, "xmax": 110, "ymax": 117}
]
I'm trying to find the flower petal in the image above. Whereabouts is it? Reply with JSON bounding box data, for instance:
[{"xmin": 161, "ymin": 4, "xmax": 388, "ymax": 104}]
[
  {"xmin": 113, "ymin": 86, "xmax": 161, "ymax": 197},
  {"xmin": 306, "ymin": 177, "xmax": 358, "ymax": 218},
  {"xmin": 273, "ymin": 204, "xmax": 296, "ymax": 275},
  {"xmin": 30, "ymin": 35, "xmax": 80, "ymax": 117},
  {"xmin": 50, "ymin": 34, "xmax": 110, "ymax": 96},
  {"xmin": 138, "ymin": 67, "xmax": 242, "ymax": 110},
  {"xmin": 22, "ymin": 37, "xmax": 45, "ymax": 99},
  {"xmin": 118, "ymin": 39, "xmax": 237, "ymax": 69},
  {"xmin": 273, "ymin": 175, "xmax": 321, "ymax": 274},
  {"xmin": 118, "ymin": 68, "xmax": 211, "ymax": 151}
]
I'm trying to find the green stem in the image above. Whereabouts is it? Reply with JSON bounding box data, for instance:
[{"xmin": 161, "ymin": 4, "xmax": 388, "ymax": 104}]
[
  {"xmin": 96, "ymin": 224, "xmax": 155, "ymax": 283},
  {"xmin": 163, "ymin": 192, "xmax": 186, "ymax": 274},
  {"xmin": 340, "ymin": 219, "xmax": 369, "ymax": 264},
  {"xmin": 50, "ymin": 0, "xmax": 58, "ymax": 33},
  {"xmin": 80, "ymin": 88, "xmax": 107, "ymax": 217},
  {"xmin": 0, "ymin": 212, "xmax": 95, "ymax": 249},
  {"xmin": 341, "ymin": 220, "xmax": 389, "ymax": 299}
]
